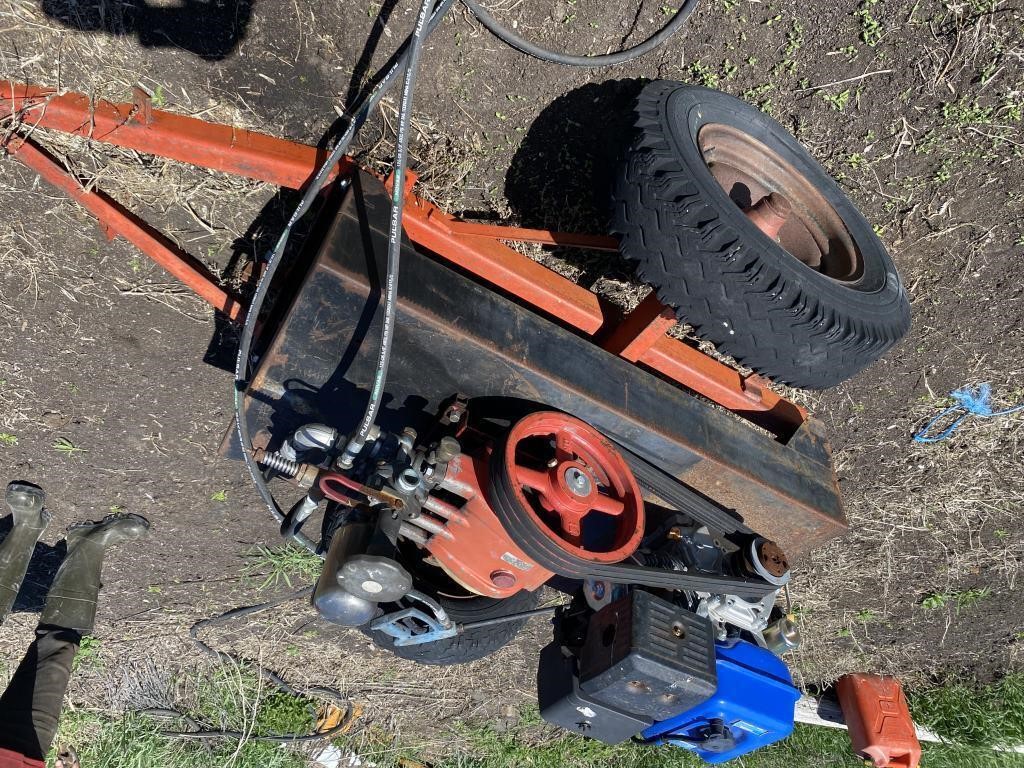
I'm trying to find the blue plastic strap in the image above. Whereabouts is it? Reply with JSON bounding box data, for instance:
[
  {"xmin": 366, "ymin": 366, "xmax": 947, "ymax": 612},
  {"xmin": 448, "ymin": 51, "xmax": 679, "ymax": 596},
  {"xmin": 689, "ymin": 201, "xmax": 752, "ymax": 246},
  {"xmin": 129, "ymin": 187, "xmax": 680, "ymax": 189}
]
[{"xmin": 913, "ymin": 383, "xmax": 1024, "ymax": 443}]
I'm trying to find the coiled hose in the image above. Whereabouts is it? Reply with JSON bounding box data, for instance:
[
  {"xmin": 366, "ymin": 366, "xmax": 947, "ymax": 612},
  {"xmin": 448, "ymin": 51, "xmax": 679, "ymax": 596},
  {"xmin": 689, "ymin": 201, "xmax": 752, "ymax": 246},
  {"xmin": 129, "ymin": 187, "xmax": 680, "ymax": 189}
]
[
  {"xmin": 463, "ymin": 0, "xmax": 699, "ymax": 67},
  {"xmin": 233, "ymin": 0, "xmax": 458, "ymax": 554}
]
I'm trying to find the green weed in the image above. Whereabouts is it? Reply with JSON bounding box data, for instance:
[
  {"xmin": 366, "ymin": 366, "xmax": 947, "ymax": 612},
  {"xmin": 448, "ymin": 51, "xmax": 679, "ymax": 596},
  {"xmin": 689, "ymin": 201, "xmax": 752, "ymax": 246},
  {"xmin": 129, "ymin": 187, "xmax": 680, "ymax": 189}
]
[
  {"xmin": 688, "ymin": 61, "xmax": 719, "ymax": 88},
  {"xmin": 952, "ymin": 587, "xmax": 991, "ymax": 609},
  {"xmin": 785, "ymin": 19, "xmax": 804, "ymax": 56},
  {"xmin": 193, "ymin": 666, "xmax": 315, "ymax": 737},
  {"xmin": 911, "ymin": 673, "xmax": 1024, "ymax": 748},
  {"xmin": 0, "ymin": 433, "xmax": 17, "ymax": 446},
  {"xmin": 979, "ymin": 59, "xmax": 999, "ymax": 85},
  {"xmin": 1000, "ymin": 90, "xmax": 1023, "ymax": 122},
  {"xmin": 823, "ymin": 90, "xmax": 851, "ymax": 111},
  {"xmin": 243, "ymin": 544, "xmax": 322, "ymax": 591},
  {"xmin": 210, "ymin": 489, "xmax": 228, "ymax": 502},
  {"xmin": 922, "ymin": 587, "xmax": 991, "ymax": 610},
  {"xmin": 53, "ymin": 437, "xmax": 86, "ymax": 457},
  {"xmin": 933, "ymin": 159, "xmax": 953, "ymax": 183},
  {"xmin": 855, "ymin": 0, "xmax": 883, "ymax": 45},
  {"xmin": 943, "ymin": 99, "xmax": 995, "ymax": 125},
  {"xmin": 72, "ymin": 636, "xmax": 103, "ymax": 672},
  {"xmin": 52, "ymin": 672, "xmax": 314, "ymax": 768}
]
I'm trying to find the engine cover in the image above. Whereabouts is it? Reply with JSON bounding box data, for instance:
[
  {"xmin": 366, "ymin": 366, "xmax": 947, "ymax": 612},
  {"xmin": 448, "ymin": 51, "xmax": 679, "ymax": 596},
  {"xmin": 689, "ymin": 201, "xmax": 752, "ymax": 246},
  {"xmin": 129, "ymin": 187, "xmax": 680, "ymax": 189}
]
[
  {"xmin": 538, "ymin": 590, "xmax": 717, "ymax": 744},
  {"xmin": 641, "ymin": 639, "xmax": 800, "ymax": 763},
  {"xmin": 537, "ymin": 642, "xmax": 653, "ymax": 746},
  {"xmin": 578, "ymin": 591, "xmax": 717, "ymax": 721}
]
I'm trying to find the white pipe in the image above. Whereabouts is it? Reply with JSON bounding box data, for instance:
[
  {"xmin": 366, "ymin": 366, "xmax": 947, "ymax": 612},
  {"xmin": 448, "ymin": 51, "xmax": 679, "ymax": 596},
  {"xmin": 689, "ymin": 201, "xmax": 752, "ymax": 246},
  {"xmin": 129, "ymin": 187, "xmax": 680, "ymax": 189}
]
[{"xmin": 795, "ymin": 695, "xmax": 1024, "ymax": 753}]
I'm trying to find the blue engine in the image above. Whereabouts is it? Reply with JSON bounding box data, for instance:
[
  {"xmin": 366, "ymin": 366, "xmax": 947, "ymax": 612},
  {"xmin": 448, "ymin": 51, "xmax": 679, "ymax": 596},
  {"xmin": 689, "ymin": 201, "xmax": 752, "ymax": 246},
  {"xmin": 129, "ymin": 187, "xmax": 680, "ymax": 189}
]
[
  {"xmin": 641, "ymin": 639, "xmax": 800, "ymax": 763},
  {"xmin": 537, "ymin": 590, "xmax": 800, "ymax": 763}
]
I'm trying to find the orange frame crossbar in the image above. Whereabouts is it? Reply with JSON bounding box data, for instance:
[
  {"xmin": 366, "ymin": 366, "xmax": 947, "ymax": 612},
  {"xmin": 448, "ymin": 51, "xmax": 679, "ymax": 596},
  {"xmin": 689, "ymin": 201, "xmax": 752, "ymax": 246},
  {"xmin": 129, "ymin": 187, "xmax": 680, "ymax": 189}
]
[{"xmin": 0, "ymin": 81, "xmax": 806, "ymax": 437}]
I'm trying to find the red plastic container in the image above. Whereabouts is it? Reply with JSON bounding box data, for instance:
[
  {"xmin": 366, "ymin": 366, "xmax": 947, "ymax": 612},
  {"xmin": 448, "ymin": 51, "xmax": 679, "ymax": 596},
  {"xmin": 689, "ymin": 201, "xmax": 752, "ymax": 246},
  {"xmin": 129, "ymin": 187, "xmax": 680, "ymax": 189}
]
[{"xmin": 837, "ymin": 674, "xmax": 921, "ymax": 768}]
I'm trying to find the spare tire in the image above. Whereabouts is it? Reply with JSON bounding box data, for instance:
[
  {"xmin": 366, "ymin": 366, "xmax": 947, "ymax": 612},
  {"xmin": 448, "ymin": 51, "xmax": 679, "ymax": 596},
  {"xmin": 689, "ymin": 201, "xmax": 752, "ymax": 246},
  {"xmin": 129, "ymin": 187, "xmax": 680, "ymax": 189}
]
[
  {"xmin": 366, "ymin": 588, "xmax": 541, "ymax": 666},
  {"xmin": 611, "ymin": 82, "xmax": 910, "ymax": 389}
]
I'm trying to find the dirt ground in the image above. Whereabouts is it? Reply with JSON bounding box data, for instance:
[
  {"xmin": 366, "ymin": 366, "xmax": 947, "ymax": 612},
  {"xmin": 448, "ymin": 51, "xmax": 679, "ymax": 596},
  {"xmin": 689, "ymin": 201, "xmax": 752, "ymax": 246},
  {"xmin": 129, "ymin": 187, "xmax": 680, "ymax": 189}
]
[{"xmin": 1, "ymin": 0, "xmax": 1023, "ymax": 755}]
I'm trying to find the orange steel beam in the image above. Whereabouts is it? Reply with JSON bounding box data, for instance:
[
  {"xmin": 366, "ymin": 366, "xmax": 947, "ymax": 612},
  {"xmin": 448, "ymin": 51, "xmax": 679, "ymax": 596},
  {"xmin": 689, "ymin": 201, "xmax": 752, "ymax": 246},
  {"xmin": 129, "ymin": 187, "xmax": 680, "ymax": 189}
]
[
  {"xmin": 0, "ymin": 81, "xmax": 808, "ymax": 435},
  {"xmin": 409, "ymin": 197, "xmax": 806, "ymax": 429},
  {"xmin": 0, "ymin": 81, "xmax": 350, "ymax": 190},
  {"xmin": 603, "ymin": 293, "xmax": 678, "ymax": 361},
  {"xmin": 445, "ymin": 221, "xmax": 620, "ymax": 252},
  {"xmin": 6, "ymin": 134, "xmax": 245, "ymax": 321},
  {"xmin": 640, "ymin": 341, "xmax": 803, "ymax": 420},
  {"xmin": 605, "ymin": 294, "xmax": 807, "ymax": 424},
  {"xmin": 401, "ymin": 195, "xmax": 610, "ymax": 335},
  {"xmin": 0, "ymin": 83, "xmax": 607, "ymax": 332}
]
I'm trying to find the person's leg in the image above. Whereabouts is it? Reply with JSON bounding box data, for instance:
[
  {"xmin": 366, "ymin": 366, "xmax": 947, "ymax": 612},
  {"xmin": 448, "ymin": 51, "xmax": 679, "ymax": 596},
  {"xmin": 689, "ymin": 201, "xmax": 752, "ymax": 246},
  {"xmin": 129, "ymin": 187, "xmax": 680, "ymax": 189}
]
[
  {"xmin": 0, "ymin": 513, "xmax": 149, "ymax": 758},
  {"xmin": 0, "ymin": 482, "xmax": 50, "ymax": 623},
  {"xmin": 36, "ymin": 514, "xmax": 149, "ymax": 632},
  {"xmin": 0, "ymin": 627, "xmax": 79, "ymax": 759}
]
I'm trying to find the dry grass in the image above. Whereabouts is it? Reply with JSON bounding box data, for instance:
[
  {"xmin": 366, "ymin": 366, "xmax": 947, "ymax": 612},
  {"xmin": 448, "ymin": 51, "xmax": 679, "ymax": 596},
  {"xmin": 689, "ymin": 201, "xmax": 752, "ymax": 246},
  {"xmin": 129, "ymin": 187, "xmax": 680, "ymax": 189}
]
[
  {"xmin": 0, "ymin": 0, "xmax": 1022, "ymax": 761},
  {"xmin": 794, "ymin": 380, "xmax": 1024, "ymax": 686}
]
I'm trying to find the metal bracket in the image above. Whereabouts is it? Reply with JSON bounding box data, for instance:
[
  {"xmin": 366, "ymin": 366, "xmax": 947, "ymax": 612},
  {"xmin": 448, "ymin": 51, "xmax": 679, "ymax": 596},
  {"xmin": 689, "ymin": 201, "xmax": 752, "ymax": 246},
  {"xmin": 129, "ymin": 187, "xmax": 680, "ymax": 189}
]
[{"xmin": 369, "ymin": 589, "xmax": 457, "ymax": 646}]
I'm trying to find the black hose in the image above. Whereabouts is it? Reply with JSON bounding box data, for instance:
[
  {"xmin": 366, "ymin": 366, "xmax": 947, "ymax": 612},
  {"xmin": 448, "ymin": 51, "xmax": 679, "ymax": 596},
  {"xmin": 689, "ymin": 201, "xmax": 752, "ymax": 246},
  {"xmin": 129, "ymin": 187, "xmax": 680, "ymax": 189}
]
[
  {"xmin": 233, "ymin": 0, "xmax": 457, "ymax": 554},
  {"xmin": 462, "ymin": 0, "xmax": 699, "ymax": 67},
  {"xmin": 348, "ymin": 0, "xmax": 440, "ymax": 458},
  {"xmin": 145, "ymin": 587, "xmax": 356, "ymax": 743}
]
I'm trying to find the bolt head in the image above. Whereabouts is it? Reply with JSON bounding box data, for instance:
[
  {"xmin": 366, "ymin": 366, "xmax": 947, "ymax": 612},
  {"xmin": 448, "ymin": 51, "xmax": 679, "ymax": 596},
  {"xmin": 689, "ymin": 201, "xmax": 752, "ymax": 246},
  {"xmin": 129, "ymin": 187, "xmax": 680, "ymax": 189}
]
[{"xmin": 563, "ymin": 467, "xmax": 592, "ymax": 496}]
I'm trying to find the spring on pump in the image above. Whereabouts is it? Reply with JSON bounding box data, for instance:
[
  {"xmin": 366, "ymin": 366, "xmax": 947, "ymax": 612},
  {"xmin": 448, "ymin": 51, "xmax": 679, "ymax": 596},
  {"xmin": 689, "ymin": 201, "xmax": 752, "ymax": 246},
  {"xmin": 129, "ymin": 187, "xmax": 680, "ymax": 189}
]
[{"xmin": 259, "ymin": 452, "xmax": 302, "ymax": 476}]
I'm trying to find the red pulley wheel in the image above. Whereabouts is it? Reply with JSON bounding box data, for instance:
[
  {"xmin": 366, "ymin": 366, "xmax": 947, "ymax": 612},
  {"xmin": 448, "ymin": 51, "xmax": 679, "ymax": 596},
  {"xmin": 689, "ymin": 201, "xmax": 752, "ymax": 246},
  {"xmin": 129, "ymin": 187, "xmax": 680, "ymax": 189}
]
[{"xmin": 500, "ymin": 411, "xmax": 644, "ymax": 563}]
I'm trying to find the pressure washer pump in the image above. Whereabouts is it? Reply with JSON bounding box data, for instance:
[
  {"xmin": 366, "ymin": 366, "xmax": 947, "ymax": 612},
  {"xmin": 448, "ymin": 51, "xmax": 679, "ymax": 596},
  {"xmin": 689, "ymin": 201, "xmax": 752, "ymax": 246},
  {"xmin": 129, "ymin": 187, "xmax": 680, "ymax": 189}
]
[{"xmin": 249, "ymin": 392, "xmax": 803, "ymax": 761}]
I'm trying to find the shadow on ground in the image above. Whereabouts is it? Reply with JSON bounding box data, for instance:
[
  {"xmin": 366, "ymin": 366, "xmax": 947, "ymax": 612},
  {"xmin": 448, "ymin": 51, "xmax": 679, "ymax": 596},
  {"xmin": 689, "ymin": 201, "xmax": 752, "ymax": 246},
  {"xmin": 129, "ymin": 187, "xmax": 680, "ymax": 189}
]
[
  {"xmin": 503, "ymin": 79, "xmax": 647, "ymax": 287},
  {"xmin": 0, "ymin": 513, "xmax": 65, "ymax": 614},
  {"xmin": 38, "ymin": 0, "xmax": 252, "ymax": 60}
]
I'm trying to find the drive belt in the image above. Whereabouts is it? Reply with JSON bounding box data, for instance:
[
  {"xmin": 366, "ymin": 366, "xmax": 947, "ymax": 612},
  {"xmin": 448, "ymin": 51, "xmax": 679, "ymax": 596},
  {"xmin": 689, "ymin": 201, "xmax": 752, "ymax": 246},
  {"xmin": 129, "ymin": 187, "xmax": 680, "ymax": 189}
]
[
  {"xmin": 614, "ymin": 443, "xmax": 755, "ymax": 537},
  {"xmin": 488, "ymin": 445, "xmax": 774, "ymax": 600}
]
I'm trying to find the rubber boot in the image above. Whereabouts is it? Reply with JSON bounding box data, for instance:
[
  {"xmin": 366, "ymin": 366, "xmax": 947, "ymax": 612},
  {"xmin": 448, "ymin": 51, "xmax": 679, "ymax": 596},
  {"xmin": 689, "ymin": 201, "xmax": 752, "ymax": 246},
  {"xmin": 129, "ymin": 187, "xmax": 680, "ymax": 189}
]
[
  {"xmin": 0, "ymin": 482, "xmax": 51, "ymax": 622},
  {"xmin": 39, "ymin": 513, "xmax": 150, "ymax": 633}
]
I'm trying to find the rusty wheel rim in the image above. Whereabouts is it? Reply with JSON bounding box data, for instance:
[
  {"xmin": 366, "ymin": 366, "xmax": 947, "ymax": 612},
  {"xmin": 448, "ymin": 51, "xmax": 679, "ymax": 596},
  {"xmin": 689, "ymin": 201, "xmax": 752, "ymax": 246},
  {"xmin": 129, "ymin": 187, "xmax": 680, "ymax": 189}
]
[{"xmin": 698, "ymin": 123, "xmax": 863, "ymax": 283}]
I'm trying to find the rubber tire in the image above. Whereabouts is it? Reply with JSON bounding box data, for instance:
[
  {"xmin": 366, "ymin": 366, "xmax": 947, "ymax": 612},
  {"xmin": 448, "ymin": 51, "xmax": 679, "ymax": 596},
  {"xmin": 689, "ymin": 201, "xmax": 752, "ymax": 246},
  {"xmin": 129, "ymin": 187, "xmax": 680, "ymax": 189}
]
[
  {"xmin": 366, "ymin": 588, "xmax": 540, "ymax": 666},
  {"xmin": 611, "ymin": 82, "xmax": 910, "ymax": 389}
]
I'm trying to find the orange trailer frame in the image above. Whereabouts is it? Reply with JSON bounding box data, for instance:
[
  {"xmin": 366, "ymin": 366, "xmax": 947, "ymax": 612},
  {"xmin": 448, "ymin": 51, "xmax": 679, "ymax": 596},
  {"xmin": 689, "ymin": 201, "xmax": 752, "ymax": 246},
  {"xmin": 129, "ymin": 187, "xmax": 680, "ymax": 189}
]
[{"xmin": 0, "ymin": 81, "xmax": 806, "ymax": 439}]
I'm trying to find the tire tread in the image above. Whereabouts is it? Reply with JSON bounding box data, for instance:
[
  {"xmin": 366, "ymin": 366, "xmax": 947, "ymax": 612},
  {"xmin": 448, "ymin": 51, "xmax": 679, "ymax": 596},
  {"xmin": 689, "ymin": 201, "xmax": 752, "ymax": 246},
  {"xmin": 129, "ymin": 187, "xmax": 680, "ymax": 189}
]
[{"xmin": 611, "ymin": 83, "xmax": 910, "ymax": 389}]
